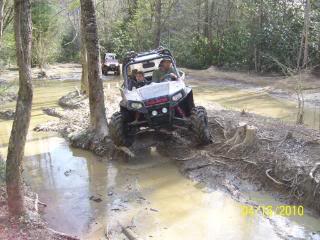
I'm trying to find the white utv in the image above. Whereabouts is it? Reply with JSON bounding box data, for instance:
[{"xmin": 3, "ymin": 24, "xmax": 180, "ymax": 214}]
[{"xmin": 109, "ymin": 48, "xmax": 211, "ymax": 147}]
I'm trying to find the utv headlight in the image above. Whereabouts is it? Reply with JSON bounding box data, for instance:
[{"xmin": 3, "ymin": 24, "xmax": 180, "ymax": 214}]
[
  {"xmin": 131, "ymin": 102, "xmax": 143, "ymax": 109},
  {"xmin": 172, "ymin": 92, "xmax": 183, "ymax": 102}
]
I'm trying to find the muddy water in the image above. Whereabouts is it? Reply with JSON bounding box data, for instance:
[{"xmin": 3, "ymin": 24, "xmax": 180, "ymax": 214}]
[
  {"xmin": 0, "ymin": 79, "xmax": 320, "ymax": 239},
  {"xmin": 189, "ymin": 79, "xmax": 320, "ymax": 129}
]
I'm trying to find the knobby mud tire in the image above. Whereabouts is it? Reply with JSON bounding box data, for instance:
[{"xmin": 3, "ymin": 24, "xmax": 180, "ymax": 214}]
[
  {"xmin": 190, "ymin": 106, "xmax": 211, "ymax": 145},
  {"xmin": 109, "ymin": 112, "xmax": 134, "ymax": 147}
]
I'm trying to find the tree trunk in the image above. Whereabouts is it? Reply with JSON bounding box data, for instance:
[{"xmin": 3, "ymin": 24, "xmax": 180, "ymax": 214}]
[
  {"xmin": 6, "ymin": 0, "xmax": 33, "ymax": 216},
  {"xmin": 203, "ymin": 0, "xmax": 209, "ymax": 38},
  {"xmin": 154, "ymin": 0, "xmax": 161, "ymax": 48},
  {"xmin": 297, "ymin": 32, "xmax": 304, "ymax": 69},
  {"xmin": 0, "ymin": 0, "xmax": 4, "ymax": 40},
  {"xmin": 207, "ymin": 0, "xmax": 214, "ymax": 61},
  {"xmin": 80, "ymin": 16, "xmax": 88, "ymax": 94},
  {"xmin": 80, "ymin": 0, "xmax": 108, "ymax": 138},
  {"xmin": 196, "ymin": 0, "xmax": 201, "ymax": 34},
  {"xmin": 303, "ymin": 0, "xmax": 310, "ymax": 68}
]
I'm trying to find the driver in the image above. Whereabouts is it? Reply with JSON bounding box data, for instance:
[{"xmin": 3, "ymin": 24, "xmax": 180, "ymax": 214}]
[{"xmin": 152, "ymin": 57, "xmax": 178, "ymax": 83}]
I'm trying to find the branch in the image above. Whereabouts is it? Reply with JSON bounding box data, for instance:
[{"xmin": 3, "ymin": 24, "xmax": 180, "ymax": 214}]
[{"xmin": 265, "ymin": 169, "xmax": 286, "ymax": 185}]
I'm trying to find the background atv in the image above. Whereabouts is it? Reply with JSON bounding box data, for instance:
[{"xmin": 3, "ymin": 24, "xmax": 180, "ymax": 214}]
[
  {"xmin": 109, "ymin": 48, "xmax": 211, "ymax": 147},
  {"xmin": 102, "ymin": 53, "xmax": 120, "ymax": 76}
]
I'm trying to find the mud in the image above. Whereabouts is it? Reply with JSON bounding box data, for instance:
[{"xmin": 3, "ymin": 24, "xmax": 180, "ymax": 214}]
[
  {"xmin": 38, "ymin": 84, "xmax": 320, "ymax": 210},
  {"xmin": 35, "ymin": 79, "xmax": 320, "ymax": 213},
  {"xmin": 186, "ymin": 67, "xmax": 320, "ymax": 107},
  {"xmin": 167, "ymin": 110, "xmax": 320, "ymax": 213},
  {"xmin": 1, "ymin": 65, "xmax": 320, "ymax": 239}
]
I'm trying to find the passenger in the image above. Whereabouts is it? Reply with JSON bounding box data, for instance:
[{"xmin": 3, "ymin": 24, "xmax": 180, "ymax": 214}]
[
  {"xmin": 152, "ymin": 57, "xmax": 178, "ymax": 83},
  {"xmin": 129, "ymin": 71, "xmax": 147, "ymax": 90}
]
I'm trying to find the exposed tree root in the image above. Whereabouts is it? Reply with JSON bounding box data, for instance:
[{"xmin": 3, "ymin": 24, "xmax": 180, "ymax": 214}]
[
  {"xmin": 48, "ymin": 228, "xmax": 80, "ymax": 240},
  {"xmin": 185, "ymin": 163, "xmax": 215, "ymax": 172},
  {"xmin": 309, "ymin": 162, "xmax": 320, "ymax": 184},
  {"xmin": 207, "ymin": 153, "xmax": 257, "ymax": 165},
  {"xmin": 115, "ymin": 146, "xmax": 136, "ymax": 158},
  {"xmin": 265, "ymin": 169, "xmax": 286, "ymax": 185},
  {"xmin": 118, "ymin": 223, "xmax": 141, "ymax": 240}
]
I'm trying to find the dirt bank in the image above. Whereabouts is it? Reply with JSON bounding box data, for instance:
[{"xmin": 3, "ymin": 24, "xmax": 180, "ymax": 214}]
[{"xmin": 35, "ymin": 88, "xmax": 320, "ymax": 219}]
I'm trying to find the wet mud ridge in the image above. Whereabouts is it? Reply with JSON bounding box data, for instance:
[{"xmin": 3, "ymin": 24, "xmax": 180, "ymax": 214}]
[{"xmin": 36, "ymin": 90, "xmax": 320, "ymax": 219}]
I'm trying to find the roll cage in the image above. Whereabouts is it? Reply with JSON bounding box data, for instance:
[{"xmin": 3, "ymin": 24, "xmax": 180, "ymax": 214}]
[{"xmin": 123, "ymin": 48, "xmax": 180, "ymax": 89}]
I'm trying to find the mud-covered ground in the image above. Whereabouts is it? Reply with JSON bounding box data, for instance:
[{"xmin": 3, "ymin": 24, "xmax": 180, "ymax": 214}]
[
  {"xmin": 2, "ymin": 64, "xmax": 320, "ymax": 238},
  {"xmin": 35, "ymin": 87, "xmax": 320, "ymax": 220}
]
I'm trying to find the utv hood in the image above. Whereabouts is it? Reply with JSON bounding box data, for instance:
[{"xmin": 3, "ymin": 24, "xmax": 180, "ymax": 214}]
[
  {"xmin": 137, "ymin": 81, "xmax": 185, "ymax": 100},
  {"xmin": 105, "ymin": 60, "xmax": 119, "ymax": 64}
]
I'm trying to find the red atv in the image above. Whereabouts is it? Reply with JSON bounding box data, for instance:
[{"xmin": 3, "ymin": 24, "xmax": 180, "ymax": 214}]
[{"xmin": 102, "ymin": 53, "xmax": 120, "ymax": 76}]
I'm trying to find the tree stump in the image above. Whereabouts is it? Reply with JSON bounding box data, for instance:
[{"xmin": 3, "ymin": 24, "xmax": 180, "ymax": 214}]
[{"xmin": 223, "ymin": 122, "xmax": 257, "ymax": 153}]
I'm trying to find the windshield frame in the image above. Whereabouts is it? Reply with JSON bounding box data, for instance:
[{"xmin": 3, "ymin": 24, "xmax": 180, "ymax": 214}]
[{"xmin": 123, "ymin": 54, "xmax": 180, "ymax": 90}]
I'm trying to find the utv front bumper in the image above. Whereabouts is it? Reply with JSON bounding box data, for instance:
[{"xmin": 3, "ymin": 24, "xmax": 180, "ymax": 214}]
[
  {"xmin": 103, "ymin": 64, "xmax": 119, "ymax": 71},
  {"xmin": 127, "ymin": 103, "xmax": 190, "ymax": 130}
]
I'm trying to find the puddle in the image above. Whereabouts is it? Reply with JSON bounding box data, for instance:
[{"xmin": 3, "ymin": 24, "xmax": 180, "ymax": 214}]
[
  {"xmin": 189, "ymin": 79, "xmax": 320, "ymax": 129},
  {"xmin": 0, "ymin": 78, "xmax": 320, "ymax": 239}
]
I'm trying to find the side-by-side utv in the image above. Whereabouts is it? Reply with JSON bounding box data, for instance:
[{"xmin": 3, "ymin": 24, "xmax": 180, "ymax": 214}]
[{"xmin": 109, "ymin": 48, "xmax": 211, "ymax": 147}]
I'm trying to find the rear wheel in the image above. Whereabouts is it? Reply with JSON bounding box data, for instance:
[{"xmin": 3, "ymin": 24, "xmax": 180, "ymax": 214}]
[
  {"xmin": 109, "ymin": 112, "xmax": 134, "ymax": 147},
  {"xmin": 190, "ymin": 106, "xmax": 211, "ymax": 145}
]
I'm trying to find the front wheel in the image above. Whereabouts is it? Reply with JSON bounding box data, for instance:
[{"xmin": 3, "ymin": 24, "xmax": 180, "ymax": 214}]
[
  {"xmin": 190, "ymin": 106, "xmax": 211, "ymax": 145},
  {"xmin": 102, "ymin": 67, "xmax": 108, "ymax": 76},
  {"xmin": 109, "ymin": 112, "xmax": 134, "ymax": 147}
]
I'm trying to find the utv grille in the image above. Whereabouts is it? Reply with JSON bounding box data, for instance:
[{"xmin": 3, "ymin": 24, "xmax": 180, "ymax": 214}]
[{"xmin": 147, "ymin": 103, "xmax": 170, "ymax": 125}]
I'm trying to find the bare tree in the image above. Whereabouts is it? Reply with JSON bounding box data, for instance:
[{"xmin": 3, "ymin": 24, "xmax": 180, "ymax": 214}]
[
  {"xmin": 203, "ymin": 0, "xmax": 209, "ymax": 38},
  {"xmin": 80, "ymin": 0, "xmax": 108, "ymax": 138},
  {"xmin": 154, "ymin": 0, "xmax": 161, "ymax": 48},
  {"xmin": 0, "ymin": 0, "xmax": 13, "ymax": 43},
  {"xmin": 0, "ymin": 0, "xmax": 4, "ymax": 39},
  {"xmin": 6, "ymin": 0, "xmax": 33, "ymax": 216},
  {"xmin": 297, "ymin": 0, "xmax": 311, "ymax": 69},
  {"xmin": 303, "ymin": 0, "xmax": 310, "ymax": 68},
  {"xmin": 80, "ymin": 15, "xmax": 88, "ymax": 94}
]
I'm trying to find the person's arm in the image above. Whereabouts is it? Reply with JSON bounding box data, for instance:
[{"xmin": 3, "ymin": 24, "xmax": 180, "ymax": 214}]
[
  {"xmin": 169, "ymin": 67, "xmax": 178, "ymax": 80},
  {"xmin": 152, "ymin": 70, "xmax": 160, "ymax": 83}
]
